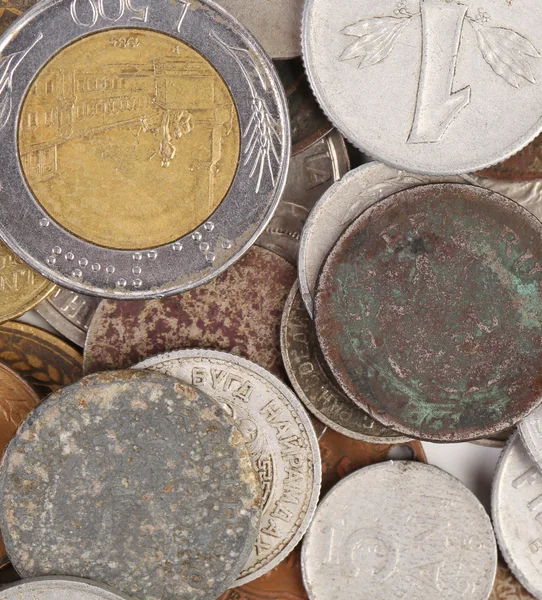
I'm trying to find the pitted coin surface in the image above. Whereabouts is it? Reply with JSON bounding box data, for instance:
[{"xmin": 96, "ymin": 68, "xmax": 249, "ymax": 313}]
[
  {"xmin": 302, "ymin": 461, "xmax": 497, "ymax": 600},
  {"xmin": 0, "ymin": 370, "xmax": 261, "ymax": 600},
  {"xmin": 316, "ymin": 183, "xmax": 542, "ymax": 442},
  {"xmin": 0, "ymin": 577, "xmax": 131, "ymax": 600},
  {"xmin": 136, "ymin": 349, "xmax": 321, "ymax": 585}
]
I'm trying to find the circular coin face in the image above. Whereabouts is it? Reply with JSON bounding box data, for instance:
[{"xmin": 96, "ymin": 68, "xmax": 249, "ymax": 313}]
[
  {"xmin": 302, "ymin": 461, "xmax": 497, "ymax": 600},
  {"xmin": 315, "ymin": 183, "xmax": 542, "ymax": 442},
  {"xmin": 0, "ymin": 577, "xmax": 131, "ymax": 600},
  {"xmin": 0, "ymin": 0, "xmax": 289, "ymax": 298},
  {"xmin": 303, "ymin": 0, "xmax": 542, "ymax": 174},
  {"xmin": 136, "ymin": 349, "xmax": 321, "ymax": 585},
  {"xmin": 0, "ymin": 370, "xmax": 262, "ymax": 600},
  {"xmin": 492, "ymin": 433, "xmax": 542, "ymax": 599}
]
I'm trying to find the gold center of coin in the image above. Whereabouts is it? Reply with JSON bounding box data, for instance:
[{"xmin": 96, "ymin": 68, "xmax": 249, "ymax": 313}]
[{"xmin": 18, "ymin": 29, "xmax": 240, "ymax": 250}]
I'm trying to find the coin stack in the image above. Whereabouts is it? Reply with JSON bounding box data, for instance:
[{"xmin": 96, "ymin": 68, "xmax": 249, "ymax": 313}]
[{"xmin": 0, "ymin": 0, "xmax": 540, "ymax": 599}]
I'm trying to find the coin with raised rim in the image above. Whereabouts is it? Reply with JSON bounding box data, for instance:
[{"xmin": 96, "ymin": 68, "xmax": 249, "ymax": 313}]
[
  {"xmin": 518, "ymin": 405, "xmax": 542, "ymax": 470},
  {"xmin": 0, "ymin": 577, "xmax": 131, "ymax": 600}
]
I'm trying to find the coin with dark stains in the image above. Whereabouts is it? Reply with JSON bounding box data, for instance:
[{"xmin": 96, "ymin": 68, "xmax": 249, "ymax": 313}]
[
  {"xmin": 0, "ymin": 370, "xmax": 261, "ymax": 600},
  {"xmin": 316, "ymin": 183, "xmax": 542, "ymax": 442},
  {"xmin": 84, "ymin": 247, "xmax": 296, "ymax": 379},
  {"xmin": 478, "ymin": 134, "xmax": 542, "ymax": 182}
]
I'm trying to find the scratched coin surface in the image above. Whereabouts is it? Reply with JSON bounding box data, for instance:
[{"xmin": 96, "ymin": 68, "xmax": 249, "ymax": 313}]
[
  {"xmin": 492, "ymin": 433, "xmax": 542, "ymax": 599},
  {"xmin": 136, "ymin": 349, "xmax": 321, "ymax": 585},
  {"xmin": 316, "ymin": 183, "xmax": 542, "ymax": 442},
  {"xmin": 0, "ymin": 0, "xmax": 289, "ymax": 298},
  {"xmin": 0, "ymin": 578, "xmax": 131, "ymax": 600},
  {"xmin": 302, "ymin": 462, "xmax": 497, "ymax": 600},
  {"xmin": 0, "ymin": 370, "xmax": 262, "ymax": 600},
  {"xmin": 84, "ymin": 247, "xmax": 295, "ymax": 379},
  {"xmin": 281, "ymin": 282, "xmax": 408, "ymax": 443},
  {"xmin": 303, "ymin": 0, "xmax": 542, "ymax": 174},
  {"xmin": 36, "ymin": 288, "xmax": 99, "ymax": 347},
  {"xmin": 257, "ymin": 130, "xmax": 349, "ymax": 264}
]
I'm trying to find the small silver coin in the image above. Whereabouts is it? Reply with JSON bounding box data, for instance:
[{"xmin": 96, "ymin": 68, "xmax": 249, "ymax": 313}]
[
  {"xmin": 302, "ymin": 0, "xmax": 542, "ymax": 174},
  {"xmin": 257, "ymin": 130, "xmax": 350, "ymax": 265},
  {"xmin": 492, "ymin": 433, "xmax": 542, "ymax": 599},
  {"xmin": 36, "ymin": 288, "xmax": 99, "ymax": 347},
  {"xmin": 281, "ymin": 281, "xmax": 409, "ymax": 443},
  {"xmin": 136, "ymin": 349, "xmax": 321, "ymax": 586},
  {"xmin": 519, "ymin": 405, "xmax": 542, "ymax": 470},
  {"xmin": 0, "ymin": 370, "xmax": 261, "ymax": 600},
  {"xmin": 302, "ymin": 461, "xmax": 497, "ymax": 600},
  {"xmin": 0, "ymin": 577, "xmax": 131, "ymax": 600}
]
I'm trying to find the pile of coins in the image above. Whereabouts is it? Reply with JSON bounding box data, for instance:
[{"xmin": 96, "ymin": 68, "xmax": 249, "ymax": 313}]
[{"xmin": 0, "ymin": 0, "xmax": 541, "ymax": 599}]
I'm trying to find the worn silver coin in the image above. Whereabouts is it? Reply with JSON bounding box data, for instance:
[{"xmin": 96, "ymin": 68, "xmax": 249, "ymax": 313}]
[
  {"xmin": 36, "ymin": 288, "xmax": 99, "ymax": 347},
  {"xmin": 257, "ymin": 130, "xmax": 349, "ymax": 265},
  {"xmin": 303, "ymin": 0, "xmax": 542, "ymax": 175},
  {"xmin": 0, "ymin": 370, "xmax": 262, "ymax": 600},
  {"xmin": 0, "ymin": 0, "xmax": 289, "ymax": 299},
  {"xmin": 492, "ymin": 433, "xmax": 542, "ymax": 599},
  {"xmin": 519, "ymin": 405, "xmax": 542, "ymax": 471},
  {"xmin": 0, "ymin": 578, "xmax": 131, "ymax": 600},
  {"xmin": 136, "ymin": 349, "xmax": 321, "ymax": 586},
  {"xmin": 281, "ymin": 282, "xmax": 409, "ymax": 443},
  {"xmin": 302, "ymin": 461, "xmax": 497, "ymax": 600}
]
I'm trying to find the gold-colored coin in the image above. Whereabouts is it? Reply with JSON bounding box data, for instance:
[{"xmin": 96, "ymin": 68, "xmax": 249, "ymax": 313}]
[
  {"xmin": 0, "ymin": 244, "xmax": 55, "ymax": 324},
  {"xmin": 18, "ymin": 28, "xmax": 240, "ymax": 250}
]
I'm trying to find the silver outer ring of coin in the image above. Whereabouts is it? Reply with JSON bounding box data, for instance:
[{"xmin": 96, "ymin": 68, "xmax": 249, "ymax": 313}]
[
  {"xmin": 0, "ymin": 0, "xmax": 290, "ymax": 299},
  {"xmin": 302, "ymin": 461, "xmax": 498, "ymax": 600},
  {"xmin": 302, "ymin": 0, "xmax": 542, "ymax": 175},
  {"xmin": 492, "ymin": 432, "xmax": 542, "ymax": 599},
  {"xmin": 136, "ymin": 348, "xmax": 322, "ymax": 585},
  {"xmin": 518, "ymin": 404, "xmax": 542, "ymax": 470},
  {"xmin": 36, "ymin": 288, "xmax": 99, "ymax": 347},
  {"xmin": 281, "ymin": 281, "xmax": 411, "ymax": 444},
  {"xmin": 0, "ymin": 577, "xmax": 131, "ymax": 600}
]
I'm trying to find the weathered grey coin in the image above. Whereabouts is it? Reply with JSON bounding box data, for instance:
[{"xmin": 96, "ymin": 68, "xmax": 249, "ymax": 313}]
[
  {"xmin": 136, "ymin": 349, "xmax": 321, "ymax": 586},
  {"xmin": 36, "ymin": 288, "xmax": 99, "ymax": 347},
  {"xmin": 302, "ymin": 461, "xmax": 497, "ymax": 600},
  {"xmin": 492, "ymin": 433, "xmax": 542, "ymax": 599},
  {"xmin": 0, "ymin": 370, "xmax": 261, "ymax": 600},
  {"xmin": 0, "ymin": 577, "xmax": 131, "ymax": 600},
  {"xmin": 258, "ymin": 130, "xmax": 350, "ymax": 265},
  {"xmin": 302, "ymin": 0, "xmax": 542, "ymax": 175},
  {"xmin": 281, "ymin": 282, "xmax": 409, "ymax": 443}
]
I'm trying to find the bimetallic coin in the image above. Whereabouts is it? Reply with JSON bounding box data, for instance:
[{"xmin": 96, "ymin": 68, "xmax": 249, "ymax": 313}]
[
  {"xmin": 36, "ymin": 288, "xmax": 99, "ymax": 347},
  {"xmin": 0, "ymin": 370, "xmax": 261, "ymax": 600},
  {"xmin": 303, "ymin": 0, "xmax": 542, "ymax": 174},
  {"xmin": 84, "ymin": 247, "xmax": 295, "ymax": 379},
  {"xmin": 490, "ymin": 563, "xmax": 535, "ymax": 600},
  {"xmin": 316, "ymin": 183, "xmax": 542, "ymax": 442},
  {"xmin": 258, "ymin": 131, "xmax": 349, "ymax": 265},
  {"xmin": 136, "ymin": 349, "xmax": 321, "ymax": 585},
  {"xmin": 492, "ymin": 433, "xmax": 542, "ymax": 599},
  {"xmin": 281, "ymin": 282, "xmax": 409, "ymax": 443},
  {"xmin": 0, "ymin": 0, "xmax": 289, "ymax": 298},
  {"xmin": 302, "ymin": 462, "xmax": 497, "ymax": 600},
  {"xmin": 0, "ymin": 577, "xmax": 131, "ymax": 600}
]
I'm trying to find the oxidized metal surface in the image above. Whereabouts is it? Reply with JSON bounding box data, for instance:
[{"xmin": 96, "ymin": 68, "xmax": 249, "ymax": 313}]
[
  {"xmin": 519, "ymin": 405, "xmax": 542, "ymax": 469},
  {"xmin": 302, "ymin": 462, "xmax": 497, "ymax": 600},
  {"xmin": 316, "ymin": 183, "xmax": 542, "ymax": 442},
  {"xmin": 36, "ymin": 288, "xmax": 99, "ymax": 347},
  {"xmin": 0, "ymin": 321, "xmax": 82, "ymax": 398},
  {"xmin": 136, "ymin": 349, "xmax": 321, "ymax": 585},
  {"xmin": 220, "ymin": 427, "xmax": 426, "ymax": 600},
  {"xmin": 303, "ymin": 0, "xmax": 542, "ymax": 175},
  {"xmin": 492, "ymin": 433, "xmax": 542, "ymax": 599},
  {"xmin": 478, "ymin": 134, "xmax": 542, "ymax": 182},
  {"xmin": 0, "ymin": 578, "xmax": 131, "ymax": 600},
  {"xmin": 490, "ymin": 563, "xmax": 535, "ymax": 600},
  {"xmin": 84, "ymin": 247, "xmax": 295, "ymax": 379},
  {"xmin": 281, "ymin": 282, "xmax": 409, "ymax": 443},
  {"xmin": 0, "ymin": 0, "xmax": 289, "ymax": 298},
  {"xmin": 0, "ymin": 370, "xmax": 262, "ymax": 600},
  {"xmin": 258, "ymin": 131, "xmax": 349, "ymax": 265}
]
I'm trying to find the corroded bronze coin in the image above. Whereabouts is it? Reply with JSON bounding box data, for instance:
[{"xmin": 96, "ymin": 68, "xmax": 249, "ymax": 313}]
[
  {"xmin": 478, "ymin": 134, "xmax": 542, "ymax": 182},
  {"xmin": 316, "ymin": 183, "xmax": 542, "ymax": 442},
  {"xmin": 0, "ymin": 370, "xmax": 261, "ymax": 600},
  {"xmin": 84, "ymin": 247, "xmax": 295, "ymax": 379}
]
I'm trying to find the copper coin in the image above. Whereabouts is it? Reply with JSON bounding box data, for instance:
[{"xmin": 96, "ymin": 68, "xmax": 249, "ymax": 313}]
[
  {"xmin": 478, "ymin": 134, "xmax": 542, "ymax": 182},
  {"xmin": 84, "ymin": 247, "xmax": 295, "ymax": 379},
  {"xmin": 316, "ymin": 183, "xmax": 542, "ymax": 442},
  {"xmin": 490, "ymin": 562, "xmax": 535, "ymax": 600}
]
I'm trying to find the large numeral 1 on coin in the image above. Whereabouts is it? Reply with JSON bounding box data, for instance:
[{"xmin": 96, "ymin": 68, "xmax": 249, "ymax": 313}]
[{"xmin": 408, "ymin": 0, "xmax": 471, "ymax": 144}]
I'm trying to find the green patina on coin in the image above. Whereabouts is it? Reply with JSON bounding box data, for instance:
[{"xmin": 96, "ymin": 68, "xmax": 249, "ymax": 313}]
[{"xmin": 315, "ymin": 183, "xmax": 542, "ymax": 442}]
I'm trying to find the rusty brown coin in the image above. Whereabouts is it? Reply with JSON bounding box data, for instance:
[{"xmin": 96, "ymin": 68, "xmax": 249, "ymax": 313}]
[
  {"xmin": 316, "ymin": 183, "xmax": 542, "ymax": 442},
  {"xmin": 84, "ymin": 247, "xmax": 295, "ymax": 379},
  {"xmin": 478, "ymin": 134, "xmax": 542, "ymax": 182},
  {"xmin": 490, "ymin": 562, "xmax": 535, "ymax": 600}
]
